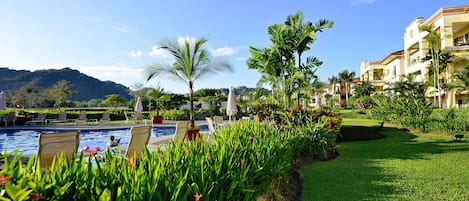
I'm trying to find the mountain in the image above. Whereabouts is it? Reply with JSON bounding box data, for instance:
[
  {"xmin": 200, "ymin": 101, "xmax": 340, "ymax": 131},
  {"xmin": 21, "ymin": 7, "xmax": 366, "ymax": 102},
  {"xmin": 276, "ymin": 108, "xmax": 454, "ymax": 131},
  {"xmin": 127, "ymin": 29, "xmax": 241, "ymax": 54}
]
[{"xmin": 0, "ymin": 67, "xmax": 131, "ymax": 101}]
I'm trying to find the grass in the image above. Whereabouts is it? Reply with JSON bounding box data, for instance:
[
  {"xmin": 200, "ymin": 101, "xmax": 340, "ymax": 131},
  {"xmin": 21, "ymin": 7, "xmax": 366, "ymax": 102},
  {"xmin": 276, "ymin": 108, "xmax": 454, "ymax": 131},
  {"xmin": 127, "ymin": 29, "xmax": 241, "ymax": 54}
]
[
  {"xmin": 341, "ymin": 118, "xmax": 383, "ymax": 126},
  {"xmin": 301, "ymin": 127, "xmax": 469, "ymax": 200}
]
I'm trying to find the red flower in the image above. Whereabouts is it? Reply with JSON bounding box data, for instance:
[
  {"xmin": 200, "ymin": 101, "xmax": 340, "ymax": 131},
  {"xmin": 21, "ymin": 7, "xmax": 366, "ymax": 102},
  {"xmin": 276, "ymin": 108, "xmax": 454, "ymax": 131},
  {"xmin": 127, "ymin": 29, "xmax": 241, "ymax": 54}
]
[
  {"xmin": 195, "ymin": 192, "xmax": 202, "ymax": 201},
  {"xmin": 128, "ymin": 156, "xmax": 135, "ymax": 168},
  {"xmin": 89, "ymin": 150, "xmax": 95, "ymax": 160},
  {"xmin": 30, "ymin": 193, "xmax": 44, "ymax": 200},
  {"xmin": 0, "ymin": 176, "xmax": 12, "ymax": 186}
]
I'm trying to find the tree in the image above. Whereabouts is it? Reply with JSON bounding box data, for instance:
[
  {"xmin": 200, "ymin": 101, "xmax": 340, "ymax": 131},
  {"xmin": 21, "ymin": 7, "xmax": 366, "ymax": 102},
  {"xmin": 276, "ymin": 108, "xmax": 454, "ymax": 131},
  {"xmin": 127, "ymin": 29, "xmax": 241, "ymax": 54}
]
[
  {"xmin": 145, "ymin": 37, "xmax": 232, "ymax": 127},
  {"xmin": 199, "ymin": 90, "xmax": 226, "ymax": 116},
  {"xmin": 47, "ymin": 80, "xmax": 75, "ymax": 109},
  {"xmin": 449, "ymin": 65, "xmax": 469, "ymax": 100},
  {"xmin": 385, "ymin": 74, "xmax": 425, "ymax": 99},
  {"xmin": 247, "ymin": 12, "xmax": 333, "ymax": 109},
  {"xmin": 353, "ymin": 81, "xmax": 375, "ymax": 97},
  {"xmin": 102, "ymin": 94, "xmax": 125, "ymax": 109},
  {"xmin": 284, "ymin": 12, "xmax": 332, "ymax": 108},
  {"xmin": 338, "ymin": 70, "xmax": 356, "ymax": 107},
  {"xmin": 420, "ymin": 23, "xmax": 442, "ymax": 107},
  {"xmin": 146, "ymin": 84, "xmax": 165, "ymax": 116},
  {"xmin": 328, "ymin": 76, "xmax": 339, "ymax": 107}
]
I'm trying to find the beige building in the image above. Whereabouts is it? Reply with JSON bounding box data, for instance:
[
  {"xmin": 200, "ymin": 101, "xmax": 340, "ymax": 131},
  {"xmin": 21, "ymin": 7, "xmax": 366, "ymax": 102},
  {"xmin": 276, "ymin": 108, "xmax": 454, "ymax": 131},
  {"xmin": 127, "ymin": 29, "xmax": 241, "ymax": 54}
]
[
  {"xmin": 359, "ymin": 60, "xmax": 385, "ymax": 93},
  {"xmin": 360, "ymin": 4, "xmax": 469, "ymax": 107}
]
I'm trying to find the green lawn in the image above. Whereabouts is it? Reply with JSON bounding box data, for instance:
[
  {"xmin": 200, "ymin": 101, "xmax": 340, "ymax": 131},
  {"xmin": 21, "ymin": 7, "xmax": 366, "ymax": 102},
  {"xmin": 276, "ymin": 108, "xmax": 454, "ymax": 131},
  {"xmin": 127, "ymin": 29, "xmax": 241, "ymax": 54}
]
[
  {"xmin": 341, "ymin": 118, "xmax": 383, "ymax": 126},
  {"xmin": 301, "ymin": 127, "xmax": 469, "ymax": 201}
]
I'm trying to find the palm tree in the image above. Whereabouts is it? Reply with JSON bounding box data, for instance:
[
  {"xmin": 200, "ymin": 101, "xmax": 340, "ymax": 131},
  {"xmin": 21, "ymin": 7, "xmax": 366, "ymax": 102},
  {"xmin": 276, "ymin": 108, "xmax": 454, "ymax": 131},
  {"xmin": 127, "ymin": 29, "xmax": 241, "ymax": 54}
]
[
  {"xmin": 146, "ymin": 84, "xmax": 165, "ymax": 117},
  {"xmin": 145, "ymin": 37, "xmax": 232, "ymax": 127},
  {"xmin": 353, "ymin": 81, "xmax": 375, "ymax": 97},
  {"xmin": 420, "ymin": 23, "xmax": 442, "ymax": 107},
  {"xmin": 338, "ymin": 70, "xmax": 356, "ymax": 107},
  {"xmin": 449, "ymin": 65, "xmax": 469, "ymax": 97},
  {"xmin": 284, "ymin": 12, "xmax": 333, "ymax": 109},
  {"xmin": 328, "ymin": 75, "xmax": 339, "ymax": 107}
]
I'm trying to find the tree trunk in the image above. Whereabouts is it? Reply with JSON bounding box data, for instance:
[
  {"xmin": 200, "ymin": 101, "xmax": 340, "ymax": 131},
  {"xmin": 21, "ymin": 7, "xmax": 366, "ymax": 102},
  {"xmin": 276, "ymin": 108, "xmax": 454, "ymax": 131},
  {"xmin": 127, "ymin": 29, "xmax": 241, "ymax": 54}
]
[{"xmin": 189, "ymin": 81, "xmax": 195, "ymax": 128}]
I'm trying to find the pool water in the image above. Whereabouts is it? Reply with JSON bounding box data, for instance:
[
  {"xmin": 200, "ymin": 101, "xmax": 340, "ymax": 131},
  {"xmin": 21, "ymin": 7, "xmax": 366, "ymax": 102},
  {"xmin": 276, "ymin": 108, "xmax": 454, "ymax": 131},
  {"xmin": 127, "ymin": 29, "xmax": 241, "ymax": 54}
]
[{"xmin": 0, "ymin": 125, "xmax": 208, "ymax": 155}]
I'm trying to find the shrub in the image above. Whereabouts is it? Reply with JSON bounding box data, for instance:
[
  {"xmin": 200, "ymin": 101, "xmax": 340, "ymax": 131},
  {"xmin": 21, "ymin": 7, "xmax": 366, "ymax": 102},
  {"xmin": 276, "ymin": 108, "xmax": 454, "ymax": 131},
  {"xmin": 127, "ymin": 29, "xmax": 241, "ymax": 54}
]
[{"xmin": 0, "ymin": 120, "xmax": 339, "ymax": 200}]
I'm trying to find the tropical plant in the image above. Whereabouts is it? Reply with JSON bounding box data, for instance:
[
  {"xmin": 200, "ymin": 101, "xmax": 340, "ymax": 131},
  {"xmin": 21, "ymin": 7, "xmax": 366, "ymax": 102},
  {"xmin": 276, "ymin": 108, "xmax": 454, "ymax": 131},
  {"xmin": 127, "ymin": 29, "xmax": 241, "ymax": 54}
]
[
  {"xmin": 328, "ymin": 75, "xmax": 339, "ymax": 107},
  {"xmin": 248, "ymin": 12, "xmax": 333, "ymax": 109},
  {"xmin": 145, "ymin": 37, "xmax": 232, "ymax": 127},
  {"xmin": 448, "ymin": 65, "xmax": 469, "ymax": 102},
  {"xmin": 385, "ymin": 74, "xmax": 425, "ymax": 99},
  {"xmin": 353, "ymin": 81, "xmax": 375, "ymax": 97},
  {"xmin": 47, "ymin": 80, "xmax": 76, "ymax": 109},
  {"xmin": 101, "ymin": 94, "xmax": 126, "ymax": 109},
  {"xmin": 420, "ymin": 23, "xmax": 442, "ymax": 107},
  {"xmin": 146, "ymin": 84, "xmax": 165, "ymax": 116},
  {"xmin": 338, "ymin": 69, "xmax": 356, "ymax": 107}
]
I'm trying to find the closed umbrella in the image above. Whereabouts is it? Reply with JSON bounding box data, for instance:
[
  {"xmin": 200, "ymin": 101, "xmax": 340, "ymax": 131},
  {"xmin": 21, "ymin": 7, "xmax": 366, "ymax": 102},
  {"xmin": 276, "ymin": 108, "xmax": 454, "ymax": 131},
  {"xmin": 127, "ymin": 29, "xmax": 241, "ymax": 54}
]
[
  {"xmin": 0, "ymin": 91, "xmax": 6, "ymax": 110},
  {"xmin": 134, "ymin": 97, "xmax": 143, "ymax": 113},
  {"xmin": 226, "ymin": 87, "xmax": 238, "ymax": 122}
]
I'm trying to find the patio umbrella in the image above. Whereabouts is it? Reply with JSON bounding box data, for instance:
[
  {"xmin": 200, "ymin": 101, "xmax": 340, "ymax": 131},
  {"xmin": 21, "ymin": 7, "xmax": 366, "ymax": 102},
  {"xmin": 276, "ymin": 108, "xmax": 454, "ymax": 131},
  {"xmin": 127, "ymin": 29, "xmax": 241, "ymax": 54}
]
[
  {"xmin": 0, "ymin": 91, "xmax": 6, "ymax": 110},
  {"xmin": 226, "ymin": 86, "xmax": 238, "ymax": 122},
  {"xmin": 134, "ymin": 97, "xmax": 143, "ymax": 113}
]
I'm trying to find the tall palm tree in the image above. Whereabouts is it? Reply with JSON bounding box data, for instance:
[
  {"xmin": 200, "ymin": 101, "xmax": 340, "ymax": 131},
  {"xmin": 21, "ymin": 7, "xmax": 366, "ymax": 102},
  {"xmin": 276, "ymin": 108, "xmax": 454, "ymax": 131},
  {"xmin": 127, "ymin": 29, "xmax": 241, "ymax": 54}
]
[
  {"xmin": 338, "ymin": 70, "xmax": 356, "ymax": 107},
  {"xmin": 284, "ymin": 12, "xmax": 333, "ymax": 109},
  {"xmin": 145, "ymin": 37, "xmax": 232, "ymax": 127},
  {"xmin": 420, "ymin": 23, "xmax": 442, "ymax": 107},
  {"xmin": 328, "ymin": 75, "xmax": 339, "ymax": 107}
]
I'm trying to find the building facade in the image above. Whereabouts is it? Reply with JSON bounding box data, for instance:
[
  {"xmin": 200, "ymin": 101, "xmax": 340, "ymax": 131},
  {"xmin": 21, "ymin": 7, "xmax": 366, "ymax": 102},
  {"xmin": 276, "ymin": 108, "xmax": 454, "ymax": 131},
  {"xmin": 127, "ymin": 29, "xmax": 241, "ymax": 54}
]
[{"xmin": 360, "ymin": 4, "xmax": 469, "ymax": 107}]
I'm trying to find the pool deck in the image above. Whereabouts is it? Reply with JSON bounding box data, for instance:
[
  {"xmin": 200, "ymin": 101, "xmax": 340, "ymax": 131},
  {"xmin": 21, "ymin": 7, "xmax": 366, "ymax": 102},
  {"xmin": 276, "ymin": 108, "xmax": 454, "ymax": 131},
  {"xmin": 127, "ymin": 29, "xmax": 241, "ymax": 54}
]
[{"xmin": 0, "ymin": 120, "xmax": 219, "ymax": 169}]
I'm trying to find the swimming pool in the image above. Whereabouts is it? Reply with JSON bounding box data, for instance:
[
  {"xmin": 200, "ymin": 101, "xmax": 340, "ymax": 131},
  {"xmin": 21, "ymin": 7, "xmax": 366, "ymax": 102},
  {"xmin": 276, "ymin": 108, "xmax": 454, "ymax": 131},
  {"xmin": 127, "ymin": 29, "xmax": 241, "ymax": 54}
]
[{"xmin": 0, "ymin": 125, "xmax": 208, "ymax": 155}]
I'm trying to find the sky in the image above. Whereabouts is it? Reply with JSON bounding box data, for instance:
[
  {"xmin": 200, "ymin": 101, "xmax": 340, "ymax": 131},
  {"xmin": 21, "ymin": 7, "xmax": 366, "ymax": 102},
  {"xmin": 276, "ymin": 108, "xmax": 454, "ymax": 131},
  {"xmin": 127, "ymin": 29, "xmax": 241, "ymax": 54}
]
[{"xmin": 1, "ymin": 0, "xmax": 469, "ymax": 94}]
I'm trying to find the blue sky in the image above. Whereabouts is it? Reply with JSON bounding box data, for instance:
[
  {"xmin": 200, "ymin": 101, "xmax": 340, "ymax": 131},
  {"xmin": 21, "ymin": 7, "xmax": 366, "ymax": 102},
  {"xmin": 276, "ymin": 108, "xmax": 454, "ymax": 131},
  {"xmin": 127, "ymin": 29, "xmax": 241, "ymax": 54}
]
[{"xmin": 1, "ymin": 0, "xmax": 468, "ymax": 94}]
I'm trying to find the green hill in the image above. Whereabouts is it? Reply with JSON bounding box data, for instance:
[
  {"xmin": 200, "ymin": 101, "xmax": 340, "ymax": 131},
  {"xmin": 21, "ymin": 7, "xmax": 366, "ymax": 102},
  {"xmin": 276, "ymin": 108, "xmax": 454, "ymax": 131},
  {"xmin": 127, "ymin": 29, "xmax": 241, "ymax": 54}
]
[{"xmin": 0, "ymin": 67, "xmax": 131, "ymax": 101}]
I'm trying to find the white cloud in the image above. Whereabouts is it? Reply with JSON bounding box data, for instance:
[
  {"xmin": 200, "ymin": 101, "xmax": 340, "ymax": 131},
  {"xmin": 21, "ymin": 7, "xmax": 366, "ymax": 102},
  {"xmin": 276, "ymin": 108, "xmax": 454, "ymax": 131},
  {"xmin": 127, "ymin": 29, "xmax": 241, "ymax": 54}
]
[
  {"xmin": 236, "ymin": 57, "xmax": 248, "ymax": 62},
  {"xmin": 211, "ymin": 46, "xmax": 240, "ymax": 56},
  {"xmin": 177, "ymin": 36, "xmax": 198, "ymax": 46},
  {"xmin": 112, "ymin": 22, "xmax": 135, "ymax": 35},
  {"xmin": 128, "ymin": 50, "xmax": 143, "ymax": 59},
  {"xmin": 80, "ymin": 15, "xmax": 136, "ymax": 35},
  {"xmin": 148, "ymin": 45, "xmax": 170, "ymax": 58},
  {"xmin": 351, "ymin": 0, "xmax": 376, "ymax": 5}
]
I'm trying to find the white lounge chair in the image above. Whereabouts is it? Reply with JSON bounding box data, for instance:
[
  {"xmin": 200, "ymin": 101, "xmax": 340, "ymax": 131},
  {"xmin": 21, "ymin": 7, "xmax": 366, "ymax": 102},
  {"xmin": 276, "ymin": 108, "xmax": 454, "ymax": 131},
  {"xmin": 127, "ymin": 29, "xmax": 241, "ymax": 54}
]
[
  {"xmin": 25, "ymin": 114, "xmax": 47, "ymax": 126},
  {"xmin": 36, "ymin": 131, "xmax": 80, "ymax": 169},
  {"xmin": 74, "ymin": 111, "xmax": 88, "ymax": 125},
  {"xmin": 205, "ymin": 117, "xmax": 217, "ymax": 134},
  {"xmin": 99, "ymin": 112, "xmax": 111, "ymax": 124},
  {"xmin": 2, "ymin": 112, "xmax": 17, "ymax": 127},
  {"xmin": 213, "ymin": 116, "xmax": 225, "ymax": 130},
  {"xmin": 124, "ymin": 125, "xmax": 151, "ymax": 158},
  {"xmin": 47, "ymin": 112, "xmax": 68, "ymax": 125}
]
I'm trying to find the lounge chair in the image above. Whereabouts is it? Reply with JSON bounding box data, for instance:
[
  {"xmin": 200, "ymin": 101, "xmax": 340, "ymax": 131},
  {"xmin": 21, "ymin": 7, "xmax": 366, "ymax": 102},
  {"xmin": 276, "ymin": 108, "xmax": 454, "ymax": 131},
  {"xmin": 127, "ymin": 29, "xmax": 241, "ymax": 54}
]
[
  {"xmin": 205, "ymin": 117, "xmax": 217, "ymax": 134},
  {"xmin": 2, "ymin": 112, "xmax": 17, "ymax": 127},
  {"xmin": 124, "ymin": 111, "xmax": 133, "ymax": 123},
  {"xmin": 99, "ymin": 112, "xmax": 111, "ymax": 124},
  {"xmin": 172, "ymin": 121, "xmax": 189, "ymax": 143},
  {"xmin": 134, "ymin": 112, "xmax": 147, "ymax": 124},
  {"xmin": 124, "ymin": 125, "xmax": 151, "ymax": 158},
  {"xmin": 74, "ymin": 111, "xmax": 88, "ymax": 125},
  {"xmin": 47, "ymin": 112, "xmax": 68, "ymax": 125},
  {"xmin": 213, "ymin": 116, "xmax": 225, "ymax": 130},
  {"xmin": 25, "ymin": 114, "xmax": 47, "ymax": 126},
  {"xmin": 36, "ymin": 131, "xmax": 80, "ymax": 169}
]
